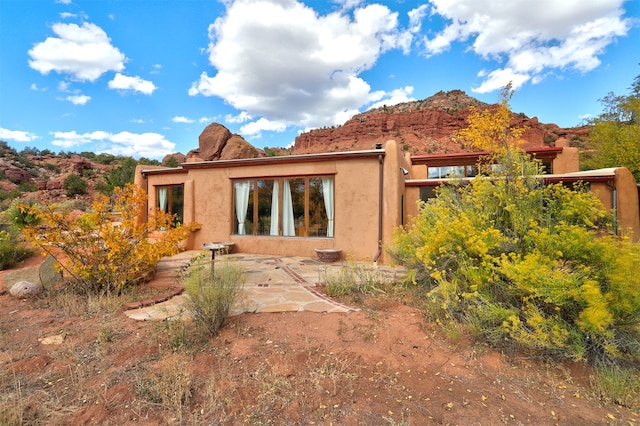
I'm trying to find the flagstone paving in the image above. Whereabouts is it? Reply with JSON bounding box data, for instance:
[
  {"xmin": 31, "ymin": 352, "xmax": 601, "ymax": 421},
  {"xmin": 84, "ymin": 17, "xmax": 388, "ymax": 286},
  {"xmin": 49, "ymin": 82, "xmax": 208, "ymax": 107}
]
[{"xmin": 124, "ymin": 250, "xmax": 406, "ymax": 321}]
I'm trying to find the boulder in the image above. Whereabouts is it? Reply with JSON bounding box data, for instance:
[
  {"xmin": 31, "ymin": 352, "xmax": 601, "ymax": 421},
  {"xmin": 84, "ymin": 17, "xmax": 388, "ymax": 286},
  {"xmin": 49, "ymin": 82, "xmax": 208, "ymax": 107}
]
[
  {"xmin": 69, "ymin": 155, "xmax": 93, "ymax": 174},
  {"xmin": 220, "ymin": 135, "xmax": 264, "ymax": 160},
  {"xmin": 46, "ymin": 177, "xmax": 65, "ymax": 190},
  {"xmin": 0, "ymin": 159, "xmax": 34, "ymax": 184},
  {"xmin": 10, "ymin": 280, "xmax": 43, "ymax": 298},
  {"xmin": 198, "ymin": 123, "xmax": 232, "ymax": 161},
  {"xmin": 1, "ymin": 255, "xmax": 61, "ymax": 294}
]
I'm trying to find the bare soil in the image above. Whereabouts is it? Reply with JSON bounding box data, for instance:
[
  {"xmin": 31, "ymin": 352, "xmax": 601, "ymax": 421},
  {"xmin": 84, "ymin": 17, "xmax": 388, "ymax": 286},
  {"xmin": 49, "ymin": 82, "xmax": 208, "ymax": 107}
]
[{"xmin": 1, "ymin": 287, "xmax": 638, "ymax": 425}]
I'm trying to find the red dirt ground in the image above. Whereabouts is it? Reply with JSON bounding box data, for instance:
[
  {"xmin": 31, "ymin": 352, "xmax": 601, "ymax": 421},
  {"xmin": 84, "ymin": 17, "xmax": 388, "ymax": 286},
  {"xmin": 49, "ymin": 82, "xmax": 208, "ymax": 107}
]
[{"xmin": 1, "ymin": 287, "xmax": 638, "ymax": 425}]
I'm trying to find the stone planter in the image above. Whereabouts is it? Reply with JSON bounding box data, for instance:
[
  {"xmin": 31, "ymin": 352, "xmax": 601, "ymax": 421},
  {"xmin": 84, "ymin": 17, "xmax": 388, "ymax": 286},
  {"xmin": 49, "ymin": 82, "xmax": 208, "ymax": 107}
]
[{"xmin": 315, "ymin": 248, "xmax": 342, "ymax": 263}]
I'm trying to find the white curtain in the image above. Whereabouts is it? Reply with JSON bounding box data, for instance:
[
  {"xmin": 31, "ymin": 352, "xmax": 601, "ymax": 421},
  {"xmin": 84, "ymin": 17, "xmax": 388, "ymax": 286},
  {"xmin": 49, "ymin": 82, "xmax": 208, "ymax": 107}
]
[
  {"xmin": 158, "ymin": 187, "xmax": 168, "ymax": 212},
  {"xmin": 322, "ymin": 178, "xmax": 334, "ymax": 237},
  {"xmin": 234, "ymin": 181, "xmax": 250, "ymax": 235},
  {"xmin": 282, "ymin": 180, "xmax": 295, "ymax": 236},
  {"xmin": 270, "ymin": 181, "xmax": 279, "ymax": 236},
  {"xmin": 322, "ymin": 178, "xmax": 334, "ymax": 238}
]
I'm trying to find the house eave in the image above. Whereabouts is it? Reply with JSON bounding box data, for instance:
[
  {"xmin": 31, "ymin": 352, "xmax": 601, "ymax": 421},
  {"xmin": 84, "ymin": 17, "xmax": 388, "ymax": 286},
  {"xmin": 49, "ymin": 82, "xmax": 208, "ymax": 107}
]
[{"xmin": 180, "ymin": 149, "xmax": 386, "ymax": 170}]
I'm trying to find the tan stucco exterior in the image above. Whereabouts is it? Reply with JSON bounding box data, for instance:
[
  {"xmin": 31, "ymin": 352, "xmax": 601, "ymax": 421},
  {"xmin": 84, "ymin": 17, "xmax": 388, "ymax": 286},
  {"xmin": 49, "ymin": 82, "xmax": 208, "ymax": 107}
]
[
  {"xmin": 136, "ymin": 143, "xmax": 640, "ymax": 262},
  {"xmin": 136, "ymin": 141, "xmax": 407, "ymax": 263}
]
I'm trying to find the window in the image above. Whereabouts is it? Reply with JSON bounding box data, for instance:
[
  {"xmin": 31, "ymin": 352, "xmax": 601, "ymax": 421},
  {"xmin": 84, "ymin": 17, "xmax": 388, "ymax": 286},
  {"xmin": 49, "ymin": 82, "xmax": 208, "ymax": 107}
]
[
  {"xmin": 428, "ymin": 165, "xmax": 477, "ymax": 178},
  {"xmin": 233, "ymin": 176, "xmax": 334, "ymax": 238},
  {"xmin": 156, "ymin": 185, "xmax": 184, "ymax": 225}
]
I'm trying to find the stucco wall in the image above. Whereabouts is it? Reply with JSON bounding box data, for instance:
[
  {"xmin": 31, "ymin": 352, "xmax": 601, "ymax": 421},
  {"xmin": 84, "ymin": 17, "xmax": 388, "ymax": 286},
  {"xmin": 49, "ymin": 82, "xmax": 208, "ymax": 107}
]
[
  {"xmin": 137, "ymin": 147, "xmax": 406, "ymax": 262},
  {"xmin": 614, "ymin": 168, "xmax": 640, "ymax": 241},
  {"xmin": 551, "ymin": 146, "xmax": 579, "ymax": 174}
]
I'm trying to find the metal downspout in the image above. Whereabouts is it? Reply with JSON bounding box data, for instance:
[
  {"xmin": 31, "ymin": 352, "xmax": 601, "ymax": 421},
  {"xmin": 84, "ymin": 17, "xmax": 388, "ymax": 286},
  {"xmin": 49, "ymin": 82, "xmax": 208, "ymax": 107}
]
[{"xmin": 373, "ymin": 153, "xmax": 384, "ymax": 263}]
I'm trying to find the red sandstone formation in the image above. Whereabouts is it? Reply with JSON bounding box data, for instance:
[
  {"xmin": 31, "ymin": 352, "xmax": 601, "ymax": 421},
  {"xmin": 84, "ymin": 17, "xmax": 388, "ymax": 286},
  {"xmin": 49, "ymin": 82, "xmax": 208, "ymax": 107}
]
[
  {"xmin": 293, "ymin": 90, "xmax": 588, "ymax": 155},
  {"xmin": 187, "ymin": 123, "xmax": 264, "ymax": 161}
]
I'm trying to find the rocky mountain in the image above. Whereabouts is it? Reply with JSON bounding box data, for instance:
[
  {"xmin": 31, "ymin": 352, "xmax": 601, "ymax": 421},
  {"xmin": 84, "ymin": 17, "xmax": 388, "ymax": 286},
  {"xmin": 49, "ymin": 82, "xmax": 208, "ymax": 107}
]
[
  {"xmin": 293, "ymin": 90, "xmax": 589, "ymax": 155},
  {"xmin": 0, "ymin": 90, "xmax": 592, "ymax": 208}
]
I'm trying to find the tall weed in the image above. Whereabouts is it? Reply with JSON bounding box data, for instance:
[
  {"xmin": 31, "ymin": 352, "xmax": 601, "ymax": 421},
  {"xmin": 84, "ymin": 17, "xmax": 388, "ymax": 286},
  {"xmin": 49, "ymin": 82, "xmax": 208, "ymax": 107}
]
[{"xmin": 182, "ymin": 252, "xmax": 245, "ymax": 336}]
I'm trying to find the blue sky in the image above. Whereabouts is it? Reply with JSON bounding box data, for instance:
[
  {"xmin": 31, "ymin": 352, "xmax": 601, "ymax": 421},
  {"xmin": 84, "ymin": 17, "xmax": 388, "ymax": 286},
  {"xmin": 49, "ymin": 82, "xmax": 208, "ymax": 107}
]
[{"xmin": 0, "ymin": 0, "xmax": 638, "ymax": 160}]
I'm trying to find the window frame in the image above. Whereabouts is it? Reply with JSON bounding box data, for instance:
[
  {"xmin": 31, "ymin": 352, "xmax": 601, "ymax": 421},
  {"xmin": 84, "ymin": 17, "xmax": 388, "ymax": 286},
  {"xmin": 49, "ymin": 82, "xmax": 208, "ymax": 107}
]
[
  {"xmin": 232, "ymin": 175, "xmax": 334, "ymax": 238},
  {"xmin": 156, "ymin": 184, "xmax": 184, "ymax": 225}
]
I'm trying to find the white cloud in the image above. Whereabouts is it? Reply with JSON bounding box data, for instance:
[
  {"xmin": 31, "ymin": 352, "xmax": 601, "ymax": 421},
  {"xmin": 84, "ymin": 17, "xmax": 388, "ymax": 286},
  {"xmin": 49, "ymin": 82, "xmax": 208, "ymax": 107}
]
[
  {"xmin": 51, "ymin": 130, "xmax": 175, "ymax": 158},
  {"xmin": 225, "ymin": 111, "xmax": 252, "ymax": 124},
  {"xmin": 408, "ymin": 5, "xmax": 429, "ymax": 33},
  {"xmin": 60, "ymin": 12, "xmax": 76, "ymax": 19},
  {"xmin": 0, "ymin": 127, "xmax": 39, "ymax": 143},
  {"xmin": 420, "ymin": 0, "xmax": 632, "ymax": 93},
  {"xmin": 108, "ymin": 73, "xmax": 156, "ymax": 95},
  {"xmin": 368, "ymin": 86, "xmax": 415, "ymax": 109},
  {"xmin": 64, "ymin": 94, "xmax": 91, "ymax": 105},
  {"xmin": 130, "ymin": 119, "xmax": 146, "ymax": 124},
  {"xmin": 199, "ymin": 116, "xmax": 218, "ymax": 123},
  {"xmin": 172, "ymin": 116, "xmax": 195, "ymax": 124},
  {"xmin": 240, "ymin": 118, "xmax": 287, "ymax": 137},
  {"xmin": 472, "ymin": 68, "xmax": 530, "ymax": 93},
  {"xmin": 28, "ymin": 22, "xmax": 126, "ymax": 82},
  {"xmin": 190, "ymin": 0, "xmax": 416, "ymax": 130}
]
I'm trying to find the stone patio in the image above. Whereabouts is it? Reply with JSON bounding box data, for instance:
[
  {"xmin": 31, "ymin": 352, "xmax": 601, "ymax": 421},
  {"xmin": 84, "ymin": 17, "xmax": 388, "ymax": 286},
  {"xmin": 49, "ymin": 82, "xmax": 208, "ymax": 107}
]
[{"xmin": 124, "ymin": 250, "xmax": 406, "ymax": 321}]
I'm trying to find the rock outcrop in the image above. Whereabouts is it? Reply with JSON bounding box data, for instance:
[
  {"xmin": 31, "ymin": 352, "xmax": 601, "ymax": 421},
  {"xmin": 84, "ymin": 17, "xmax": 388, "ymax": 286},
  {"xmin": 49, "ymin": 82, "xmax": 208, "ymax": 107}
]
[
  {"xmin": 187, "ymin": 123, "xmax": 264, "ymax": 161},
  {"xmin": 162, "ymin": 153, "xmax": 186, "ymax": 166},
  {"xmin": 293, "ymin": 90, "xmax": 587, "ymax": 155},
  {"xmin": 0, "ymin": 255, "xmax": 61, "ymax": 294},
  {"xmin": 220, "ymin": 135, "xmax": 264, "ymax": 160}
]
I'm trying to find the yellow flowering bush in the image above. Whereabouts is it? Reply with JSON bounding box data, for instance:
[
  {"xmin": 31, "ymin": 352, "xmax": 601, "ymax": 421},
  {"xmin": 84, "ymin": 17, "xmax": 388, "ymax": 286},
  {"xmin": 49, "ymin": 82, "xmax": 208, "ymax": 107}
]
[
  {"xmin": 20, "ymin": 183, "xmax": 200, "ymax": 296},
  {"xmin": 389, "ymin": 88, "xmax": 640, "ymax": 364},
  {"xmin": 391, "ymin": 148, "xmax": 640, "ymax": 363}
]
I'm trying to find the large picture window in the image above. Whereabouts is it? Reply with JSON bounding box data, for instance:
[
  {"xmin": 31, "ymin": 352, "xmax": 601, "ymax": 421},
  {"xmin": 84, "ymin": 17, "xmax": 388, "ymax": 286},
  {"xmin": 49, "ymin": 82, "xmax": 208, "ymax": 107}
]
[
  {"xmin": 233, "ymin": 176, "xmax": 334, "ymax": 238},
  {"xmin": 156, "ymin": 184, "xmax": 184, "ymax": 225}
]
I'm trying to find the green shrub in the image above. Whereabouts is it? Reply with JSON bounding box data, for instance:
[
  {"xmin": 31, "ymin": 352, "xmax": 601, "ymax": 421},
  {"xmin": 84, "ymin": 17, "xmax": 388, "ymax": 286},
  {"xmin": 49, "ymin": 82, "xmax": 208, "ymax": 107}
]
[
  {"xmin": 590, "ymin": 361, "xmax": 640, "ymax": 409},
  {"xmin": 63, "ymin": 174, "xmax": 87, "ymax": 197},
  {"xmin": 5, "ymin": 199, "xmax": 40, "ymax": 229},
  {"xmin": 323, "ymin": 259, "xmax": 387, "ymax": 297},
  {"xmin": 182, "ymin": 252, "xmax": 245, "ymax": 336},
  {"xmin": 164, "ymin": 156, "xmax": 179, "ymax": 168},
  {"xmin": 0, "ymin": 229, "xmax": 33, "ymax": 270},
  {"xmin": 389, "ymin": 147, "xmax": 640, "ymax": 365}
]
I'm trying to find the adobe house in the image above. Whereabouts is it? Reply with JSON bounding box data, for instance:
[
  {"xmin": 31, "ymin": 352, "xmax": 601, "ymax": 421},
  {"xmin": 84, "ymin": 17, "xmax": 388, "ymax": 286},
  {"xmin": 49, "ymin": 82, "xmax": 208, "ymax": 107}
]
[{"xmin": 134, "ymin": 140, "xmax": 639, "ymax": 263}]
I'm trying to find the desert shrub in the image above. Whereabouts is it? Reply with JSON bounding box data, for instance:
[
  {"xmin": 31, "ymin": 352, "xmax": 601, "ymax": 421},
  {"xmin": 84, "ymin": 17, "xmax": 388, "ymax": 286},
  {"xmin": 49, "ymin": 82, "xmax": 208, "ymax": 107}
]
[
  {"xmin": 590, "ymin": 361, "xmax": 640, "ymax": 408},
  {"xmin": 5, "ymin": 199, "xmax": 41, "ymax": 229},
  {"xmin": 0, "ymin": 189, "xmax": 20, "ymax": 202},
  {"xmin": 0, "ymin": 229, "xmax": 32, "ymax": 270},
  {"xmin": 390, "ymin": 147, "xmax": 640, "ymax": 364},
  {"xmin": 63, "ymin": 174, "xmax": 87, "ymax": 197},
  {"xmin": 182, "ymin": 252, "xmax": 245, "ymax": 336},
  {"xmin": 323, "ymin": 258, "xmax": 387, "ymax": 297},
  {"xmin": 18, "ymin": 181, "xmax": 37, "ymax": 192},
  {"xmin": 20, "ymin": 183, "xmax": 200, "ymax": 296}
]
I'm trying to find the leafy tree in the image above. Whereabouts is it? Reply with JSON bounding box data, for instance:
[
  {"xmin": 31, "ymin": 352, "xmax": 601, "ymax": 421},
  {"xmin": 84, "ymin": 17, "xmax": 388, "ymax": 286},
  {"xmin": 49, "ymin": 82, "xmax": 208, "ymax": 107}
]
[
  {"xmin": 139, "ymin": 157, "xmax": 161, "ymax": 166},
  {"xmin": 165, "ymin": 156, "xmax": 180, "ymax": 168},
  {"xmin": 582, "ymin": 69, "xmax": 640, "ymax": 180},
  {"xmin": 456, "ymin": 84, "xmax": 525, "ymax": 154},
  {"xmin": 98, "ymin": 157, "xmax": 138, "ymax": 195},
  {"xmin": 389, "ymin": 88, "xmax": 640, "ymax": 367},
  {"xmin": 20, "ymin": 183, "xmax": 200, "ymax": 295},
  {"xmin": 63, "ymin": 174, "xmax": 88, "ymax": 197}
]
